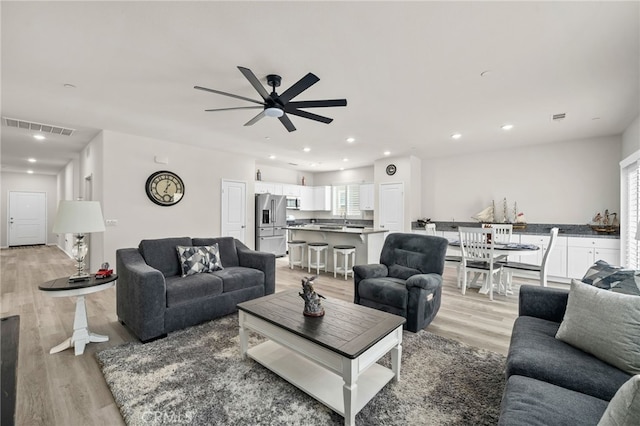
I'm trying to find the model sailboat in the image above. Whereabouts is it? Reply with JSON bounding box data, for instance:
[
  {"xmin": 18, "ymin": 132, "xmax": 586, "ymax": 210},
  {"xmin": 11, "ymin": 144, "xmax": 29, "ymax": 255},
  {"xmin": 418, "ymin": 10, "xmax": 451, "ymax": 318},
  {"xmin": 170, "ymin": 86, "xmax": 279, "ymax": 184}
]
[{"xmin": 472, "ymin": 203, "xmax": 494, "ymax": 222}]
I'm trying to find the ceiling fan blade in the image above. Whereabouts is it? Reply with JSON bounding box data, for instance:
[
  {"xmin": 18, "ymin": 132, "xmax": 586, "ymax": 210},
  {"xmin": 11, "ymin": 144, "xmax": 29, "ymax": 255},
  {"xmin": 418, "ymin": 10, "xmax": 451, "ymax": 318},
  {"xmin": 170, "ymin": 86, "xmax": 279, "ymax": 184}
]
[
  {"xmin": 237, "ymin": 66, "xmax": 270, "ymax": 101},
  {"xmin": 277, "ymin": 73, "xmax": 320, "ymax": 104},
  {"xmin": 194, "ymin": 86, "xmax": 265, "ymax": 105},
  {"xmin": 283, "ymin": 106, "xmax": 333, "ymax": 124},
  {"xmin": 205, "ymin": 106, "xmax": 263, "ymax": 112},
  {"xmin": 286, "ymin": 99, "xmax": 347, "ymax": 108},
  {"xmin": 244, "ymin": 110, "xmax": 267, "ymax": 126},
  {"xmin": 279, "ymin": 114, "xmax": 297, "ymax": 132}
]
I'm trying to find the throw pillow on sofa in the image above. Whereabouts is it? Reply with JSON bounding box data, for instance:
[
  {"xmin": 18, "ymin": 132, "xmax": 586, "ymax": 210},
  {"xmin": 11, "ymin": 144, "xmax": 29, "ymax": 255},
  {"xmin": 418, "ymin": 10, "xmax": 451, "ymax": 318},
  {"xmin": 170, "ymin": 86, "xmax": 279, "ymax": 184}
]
[
  {"xmin": 582, "ymin": 260, "xmax": 640, "ymax": 296},
  {"xmin": 176, "ymin": 244, "xmax": 224, "ymax": 277},
  {"xmin": 598, "ymin": 374, "xmax": 640, "ymax": 426},
  {"xmin": 556, "ymin": 280, "xmax": 640, "ymax": 376}
]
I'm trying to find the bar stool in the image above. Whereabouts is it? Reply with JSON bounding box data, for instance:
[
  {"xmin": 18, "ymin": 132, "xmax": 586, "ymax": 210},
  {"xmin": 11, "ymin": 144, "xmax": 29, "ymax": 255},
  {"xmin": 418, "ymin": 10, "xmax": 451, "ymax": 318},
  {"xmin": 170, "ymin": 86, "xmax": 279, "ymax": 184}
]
[
  {"xmin": 307, "ymin": 242, "xmax": 329, "ymax": 274},
  {"xmin": 333, "ymin": 245, "xmax": 356, "ymax": 280},
  {"xmin": 288, "ymin": 240, "xmax": 306, "ymax": 269}
]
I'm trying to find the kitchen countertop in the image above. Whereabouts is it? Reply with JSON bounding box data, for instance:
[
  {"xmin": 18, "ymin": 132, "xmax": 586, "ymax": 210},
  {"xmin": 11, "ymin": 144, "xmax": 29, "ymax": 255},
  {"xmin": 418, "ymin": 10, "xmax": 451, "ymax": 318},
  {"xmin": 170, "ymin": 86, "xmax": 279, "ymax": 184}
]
[
  {"xmin": 287, "ymin": 225, "xmax": 388, "ymax": 235},
  {"xmin": 411, "ymin": 221, "xmax": 620, "ymax": 239}
]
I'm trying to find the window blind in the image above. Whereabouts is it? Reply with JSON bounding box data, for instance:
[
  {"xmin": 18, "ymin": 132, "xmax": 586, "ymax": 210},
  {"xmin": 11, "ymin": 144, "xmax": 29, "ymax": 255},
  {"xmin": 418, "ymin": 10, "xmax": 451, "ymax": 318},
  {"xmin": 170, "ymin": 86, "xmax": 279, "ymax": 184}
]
[
  {"xmin": 332, "ymin": 184, "xmax": 362, "ymax": 217},
  {"xmin": 625, "ymin": 161, "xmax": 640, "ymax": 269}
]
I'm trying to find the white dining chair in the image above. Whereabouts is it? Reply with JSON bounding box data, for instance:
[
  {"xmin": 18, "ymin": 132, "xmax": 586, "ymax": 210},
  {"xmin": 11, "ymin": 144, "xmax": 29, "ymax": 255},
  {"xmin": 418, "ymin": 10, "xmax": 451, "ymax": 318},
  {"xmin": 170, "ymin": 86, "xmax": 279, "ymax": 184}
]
[
  {"xmin": 497, "ymin": 227, "xmax": 559, "ymax": 289},
  {"xmin": 489, "ymin": 224, "xmax": 513, "ymax": 245},
  {"xmin": 458, "ymin": 226, "xmax": 502, "ymax": 301},
  {"xmin": 424, "ymin": 223, "xmax": 437, "ymax": 235}
]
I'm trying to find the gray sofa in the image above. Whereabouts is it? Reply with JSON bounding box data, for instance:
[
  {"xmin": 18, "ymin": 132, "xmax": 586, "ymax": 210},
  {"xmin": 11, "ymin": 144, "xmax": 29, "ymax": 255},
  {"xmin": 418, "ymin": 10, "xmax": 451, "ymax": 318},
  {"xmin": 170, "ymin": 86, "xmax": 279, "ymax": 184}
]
[
  {"xmin": 116, "ymin": 236, "xmax": 275, "ymax": 342},
  {"xmin": 499, "ymin": 285, "xmax": 632, "ymax": 425}
]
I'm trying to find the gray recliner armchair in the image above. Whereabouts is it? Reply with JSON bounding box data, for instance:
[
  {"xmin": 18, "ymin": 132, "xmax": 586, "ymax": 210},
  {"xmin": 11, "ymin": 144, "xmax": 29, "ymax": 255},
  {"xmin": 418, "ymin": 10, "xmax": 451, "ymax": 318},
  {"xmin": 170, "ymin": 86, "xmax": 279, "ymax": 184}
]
[{"xmin": 353, "ymin": 233, "xmax": 448, "ymax": 332}]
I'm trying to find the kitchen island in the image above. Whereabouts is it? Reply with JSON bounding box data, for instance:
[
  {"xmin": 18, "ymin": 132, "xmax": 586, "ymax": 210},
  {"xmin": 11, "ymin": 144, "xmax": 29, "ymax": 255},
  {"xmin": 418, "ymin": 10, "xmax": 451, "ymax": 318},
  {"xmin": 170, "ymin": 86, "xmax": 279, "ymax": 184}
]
[{"xmin": 286, "ymin": 225, "xmax": 388, "ymax": 273}]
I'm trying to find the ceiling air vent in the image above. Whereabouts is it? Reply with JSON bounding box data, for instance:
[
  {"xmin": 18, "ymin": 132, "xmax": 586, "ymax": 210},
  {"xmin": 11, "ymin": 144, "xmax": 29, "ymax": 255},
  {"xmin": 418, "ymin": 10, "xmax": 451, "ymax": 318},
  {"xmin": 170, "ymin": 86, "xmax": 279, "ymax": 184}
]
[
  {"xmin": 551, "ymin": 113, "xmax": 566, "ymax": 121},
  {"xmin": 2, "ymin": 117, "xmax": 75, "ymax": 136}
]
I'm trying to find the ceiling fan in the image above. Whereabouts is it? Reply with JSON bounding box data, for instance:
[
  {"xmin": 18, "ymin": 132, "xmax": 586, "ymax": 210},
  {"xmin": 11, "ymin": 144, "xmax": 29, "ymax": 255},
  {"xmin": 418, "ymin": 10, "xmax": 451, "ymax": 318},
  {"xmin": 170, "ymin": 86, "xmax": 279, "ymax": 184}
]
[{"xmin": 194, "ymin": 66, "xmax": 347, "ymax": 132}]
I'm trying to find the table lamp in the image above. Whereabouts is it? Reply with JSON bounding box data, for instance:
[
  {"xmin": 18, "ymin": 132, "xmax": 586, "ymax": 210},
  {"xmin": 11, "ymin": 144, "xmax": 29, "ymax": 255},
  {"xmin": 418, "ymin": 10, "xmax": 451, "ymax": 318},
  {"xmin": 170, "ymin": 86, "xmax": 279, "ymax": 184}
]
[{"xmin": 52, "ymin": 200, "xmax": 106, "ymax": 281}]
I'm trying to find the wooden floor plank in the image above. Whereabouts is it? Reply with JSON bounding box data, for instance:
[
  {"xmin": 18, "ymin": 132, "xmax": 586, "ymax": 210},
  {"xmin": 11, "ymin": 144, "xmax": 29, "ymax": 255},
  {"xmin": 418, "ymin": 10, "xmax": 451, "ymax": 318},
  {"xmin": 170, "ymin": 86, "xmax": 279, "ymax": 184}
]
[{"xmin": 0, "ymin": 245, "xmax": 566, "ymax": 424}]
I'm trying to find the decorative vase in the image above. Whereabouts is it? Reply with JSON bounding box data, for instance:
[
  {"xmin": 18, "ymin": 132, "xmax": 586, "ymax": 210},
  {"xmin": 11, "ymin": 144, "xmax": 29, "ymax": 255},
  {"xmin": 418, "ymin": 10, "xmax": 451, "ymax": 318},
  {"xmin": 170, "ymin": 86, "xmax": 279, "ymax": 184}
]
[{"xmin": 299, "ymin": 276, "xmax": 325, "ymax": 317}]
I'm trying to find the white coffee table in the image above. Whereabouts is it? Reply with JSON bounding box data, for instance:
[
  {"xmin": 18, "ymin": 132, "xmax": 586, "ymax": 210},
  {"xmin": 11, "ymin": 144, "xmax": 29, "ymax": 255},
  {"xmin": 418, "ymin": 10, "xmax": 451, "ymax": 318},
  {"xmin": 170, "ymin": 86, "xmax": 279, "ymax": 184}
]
[{"xmin": 238, "ymin": 290, "xmax": 405, "ymax": 425}]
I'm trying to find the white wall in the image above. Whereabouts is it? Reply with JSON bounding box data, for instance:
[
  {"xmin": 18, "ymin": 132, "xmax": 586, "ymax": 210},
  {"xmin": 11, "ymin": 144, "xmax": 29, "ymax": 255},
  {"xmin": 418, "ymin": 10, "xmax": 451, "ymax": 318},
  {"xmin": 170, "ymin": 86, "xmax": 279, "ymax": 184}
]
[
  {"xmin": 100, "ymin": 130, "xmax": 256, "ymax": 269},
  {"xmin": 374, "ymin": 156, "xmax": 420, "ymax": 230},
  {"xmin": 0, "ymin": 172, "xmax": 58, "ymax": 247},
  {"xmin": 622, "ymin": 115, "xmax": 640, "ymax": 159},
  {"xmin": 422, "ymin": 135, "xmax": 622, "ymax": 224}
]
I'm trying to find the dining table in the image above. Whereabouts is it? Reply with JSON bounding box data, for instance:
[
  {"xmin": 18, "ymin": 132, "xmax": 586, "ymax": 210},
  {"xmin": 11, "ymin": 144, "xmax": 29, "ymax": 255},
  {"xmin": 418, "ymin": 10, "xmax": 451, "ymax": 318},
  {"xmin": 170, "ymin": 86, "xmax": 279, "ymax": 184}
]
[{"xmin": 447, "ymin": 241, "xmax": 540, "ymax": 295}]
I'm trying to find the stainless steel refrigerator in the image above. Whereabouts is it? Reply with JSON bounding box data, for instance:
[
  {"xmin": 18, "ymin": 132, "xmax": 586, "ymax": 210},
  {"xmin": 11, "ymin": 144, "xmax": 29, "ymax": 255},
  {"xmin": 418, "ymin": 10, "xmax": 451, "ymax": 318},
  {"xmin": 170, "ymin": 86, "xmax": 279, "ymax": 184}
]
[{"xmin": 255, "ymin": 193, "xmax": 287, "ymax": 256}]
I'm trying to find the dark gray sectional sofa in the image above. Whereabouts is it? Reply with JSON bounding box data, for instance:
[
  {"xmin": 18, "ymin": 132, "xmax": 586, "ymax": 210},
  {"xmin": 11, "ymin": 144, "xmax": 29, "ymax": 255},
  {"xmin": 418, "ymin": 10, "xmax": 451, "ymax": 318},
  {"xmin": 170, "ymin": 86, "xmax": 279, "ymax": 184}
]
[
  {"xmin": 498, "ymin": 285, "xmax": 632, "ymax": 425},
  {"xmin": 116, "ymin": 236, "xmax": 275, "ymax": 342}
]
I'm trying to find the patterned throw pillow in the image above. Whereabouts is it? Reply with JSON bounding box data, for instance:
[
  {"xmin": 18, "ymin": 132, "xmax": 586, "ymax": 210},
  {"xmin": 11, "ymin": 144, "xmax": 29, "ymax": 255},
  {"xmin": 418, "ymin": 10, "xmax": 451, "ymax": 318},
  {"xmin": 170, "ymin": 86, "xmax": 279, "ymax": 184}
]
[
  {"xmin": 176, "ymin": 244, "xmax": 224, "ymax": 277},
  {"xmin": 201, "ymin": 244, "xmax": 224, "ymax": 272},
  {"xmin": 582, "ymin": 260, "xmax": 640, "ymax": 296}
]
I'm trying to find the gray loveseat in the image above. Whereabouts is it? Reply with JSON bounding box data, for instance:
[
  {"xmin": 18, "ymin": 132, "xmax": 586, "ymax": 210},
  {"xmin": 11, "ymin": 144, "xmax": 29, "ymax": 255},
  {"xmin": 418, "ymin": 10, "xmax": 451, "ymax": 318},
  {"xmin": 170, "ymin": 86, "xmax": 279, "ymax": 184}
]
[
  {"xmin": 499, "ymin": 285, "xmax": 632, "ymax": 425},
  {"xmin": 116, "ymin": 236, "xmax": 275, "ymax": 342}
]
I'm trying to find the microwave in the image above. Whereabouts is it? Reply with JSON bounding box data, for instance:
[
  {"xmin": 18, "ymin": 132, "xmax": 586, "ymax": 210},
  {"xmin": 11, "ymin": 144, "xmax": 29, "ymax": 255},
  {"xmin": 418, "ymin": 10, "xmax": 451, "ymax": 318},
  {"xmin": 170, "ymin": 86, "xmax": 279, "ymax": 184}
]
[{"xmin": 286, "ymin": 196, "xmax": 300, "ymax": 209}]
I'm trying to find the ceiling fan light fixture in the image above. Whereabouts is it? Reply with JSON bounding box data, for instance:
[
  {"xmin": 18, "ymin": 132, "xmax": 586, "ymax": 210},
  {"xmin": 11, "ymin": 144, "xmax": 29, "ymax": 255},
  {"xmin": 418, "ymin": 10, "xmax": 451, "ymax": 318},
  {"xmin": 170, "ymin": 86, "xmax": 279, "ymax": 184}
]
[{"xmin": 265, "ymin": 107, "xmax": 284, "ymax": 118}]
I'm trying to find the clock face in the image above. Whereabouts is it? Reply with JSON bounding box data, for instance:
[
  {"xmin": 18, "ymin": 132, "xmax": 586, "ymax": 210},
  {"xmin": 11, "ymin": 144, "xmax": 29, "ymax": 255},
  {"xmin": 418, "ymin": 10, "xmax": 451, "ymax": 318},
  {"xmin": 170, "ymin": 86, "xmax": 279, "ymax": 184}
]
[
  {"xmin": 386, "ymin": 164, "xmax": 397, "ymax": 176},
  {"xmin": 145, "ymin": 171, "xmax": 185, "ymax": 206}
]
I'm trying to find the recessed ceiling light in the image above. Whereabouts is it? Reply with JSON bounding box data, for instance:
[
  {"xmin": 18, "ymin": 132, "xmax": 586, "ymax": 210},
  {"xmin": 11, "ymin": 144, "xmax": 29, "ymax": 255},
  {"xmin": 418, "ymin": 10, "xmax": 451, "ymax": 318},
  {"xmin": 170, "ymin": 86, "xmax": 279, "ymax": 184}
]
[
  {"xmin": 27, "ymin": 158, "xmax": 36, "ymax": 163},
  {"xmin": 501, "ymin": 124, "xmax": 514, "ymax": 131},
  {"xmin": 383, "ymin": 151, "xmax": 391, "ymax": 156},
  {"xmin": 27, "ymin": 170, "xmax": 34, "ymax": 174},
  {"xmin": 340, "ymin": 167, "xmax": 345, "ymax": 171},
  {"xmin": 269, "ymin": 155, "xmax": 276, "ymax": 160},
  {"xmin": 451, "ymin": 133, "xmax": 462, "ymax": 140},
  {"xmin": 33, "ymin": 134, "xmax": 45, "ymax": 140},
  {"xmin": 303, "ymin": 147, "xmax": 311, "ymax": 152},
  {"xmin": 343, "ymin": 158, "xmax": 349, "ymax": 162},
  {"xmin": 346, "ymin": 137, "xmax": 355, "ymax": 143}
]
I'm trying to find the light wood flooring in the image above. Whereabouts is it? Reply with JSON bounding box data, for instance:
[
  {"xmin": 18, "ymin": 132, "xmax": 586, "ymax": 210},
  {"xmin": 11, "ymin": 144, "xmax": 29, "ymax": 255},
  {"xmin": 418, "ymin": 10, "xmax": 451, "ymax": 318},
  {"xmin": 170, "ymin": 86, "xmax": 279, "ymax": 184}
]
[{"xmin": 0, "ymin": 244, "xmax": 563, "ymax": 425}]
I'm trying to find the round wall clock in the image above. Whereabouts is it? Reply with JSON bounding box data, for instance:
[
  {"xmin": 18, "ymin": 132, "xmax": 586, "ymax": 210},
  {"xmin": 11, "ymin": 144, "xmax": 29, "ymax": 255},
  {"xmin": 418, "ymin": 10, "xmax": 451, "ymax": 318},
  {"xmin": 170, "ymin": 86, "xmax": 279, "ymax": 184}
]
[
  {"xmin": 145, "ymin": 170, "xmax": 185, "ymax": 206},
  {"xmin": 386, "ymin": 164, "xmax": 397, "ymax": 176}
]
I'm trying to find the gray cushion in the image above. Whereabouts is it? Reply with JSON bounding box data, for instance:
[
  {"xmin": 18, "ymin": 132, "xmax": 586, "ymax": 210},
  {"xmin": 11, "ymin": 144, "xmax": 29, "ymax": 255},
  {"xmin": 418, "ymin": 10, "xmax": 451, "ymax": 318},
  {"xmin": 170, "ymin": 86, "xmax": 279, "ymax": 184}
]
[
  {"xmin": 507, "ymin": 316, "xmax": 631, "ymax": 401},
  {"xmin": 388, "ymin": 264, "xmax": 422, "ymax": 280},
  {"xmin": 139, "ymin": 237, "xmax": 192, "ymax": 277},
  {"xmin": 583, "ymin": 260, "xmax": 640, "ymax": 296},
  {"xmin": 499, "ymin": 375, "xmax": 609, "ymax": 426},
  {"xmin": 598, "ymin": 374, "xmax": 640, "ymax": 426},
  {"xmin": 379, "ymin": 233, "xmax": 448, "ymax": 275},
  {"xmin": 358, "ymin": 278, "xmax": 408, "ymax": 309},
  {"xmin": 213, "ymin": 266, "xmax": 264, "ymax": 293},
  {"xmin": 165, "ymin": 273, "xmax": 223, "ymax": 307},
  {"xmin": 556, "ymin": 280, "xmax": 640, "ymax": 375}
]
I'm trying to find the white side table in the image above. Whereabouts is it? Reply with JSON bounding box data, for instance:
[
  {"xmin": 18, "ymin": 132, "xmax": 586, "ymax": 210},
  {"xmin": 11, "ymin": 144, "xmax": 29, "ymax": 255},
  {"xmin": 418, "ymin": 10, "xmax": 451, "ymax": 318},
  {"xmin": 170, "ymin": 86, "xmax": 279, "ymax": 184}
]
[{"xmin": 39, "ymin": 274, "xmax": 117, "ymax": 356}]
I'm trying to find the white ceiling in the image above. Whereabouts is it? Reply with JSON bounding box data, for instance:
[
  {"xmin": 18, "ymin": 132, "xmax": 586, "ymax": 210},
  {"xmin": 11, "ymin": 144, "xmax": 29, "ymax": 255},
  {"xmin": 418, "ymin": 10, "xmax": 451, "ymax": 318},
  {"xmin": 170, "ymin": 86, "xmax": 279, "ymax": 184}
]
[{"xmin": 2, "ymin": 1, "xmax": 638, "ymax": 175}]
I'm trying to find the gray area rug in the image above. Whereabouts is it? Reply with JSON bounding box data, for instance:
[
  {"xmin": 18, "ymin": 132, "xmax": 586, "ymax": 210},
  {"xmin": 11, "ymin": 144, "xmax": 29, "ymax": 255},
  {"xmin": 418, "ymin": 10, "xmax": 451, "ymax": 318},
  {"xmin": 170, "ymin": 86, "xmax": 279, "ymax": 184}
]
[{"xmin": 97, "ymin": 314, "xmax": 506, "ymax": 425}]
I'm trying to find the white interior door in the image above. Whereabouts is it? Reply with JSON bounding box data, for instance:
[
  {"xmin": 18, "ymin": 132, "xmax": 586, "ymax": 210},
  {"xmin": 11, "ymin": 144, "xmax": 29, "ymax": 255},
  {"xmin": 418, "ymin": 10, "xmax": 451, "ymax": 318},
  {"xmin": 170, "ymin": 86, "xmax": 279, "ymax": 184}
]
[
  {"xmin": 8, "ymin": 191, "xmax": 47, "ymax": 246},
  {"xmin": 378, "ymin": 182, "xmax": 404, "ymax": 233},
  {"xmin": 221, "ymin": 180, "xmax": 247, "ymax": 243}
]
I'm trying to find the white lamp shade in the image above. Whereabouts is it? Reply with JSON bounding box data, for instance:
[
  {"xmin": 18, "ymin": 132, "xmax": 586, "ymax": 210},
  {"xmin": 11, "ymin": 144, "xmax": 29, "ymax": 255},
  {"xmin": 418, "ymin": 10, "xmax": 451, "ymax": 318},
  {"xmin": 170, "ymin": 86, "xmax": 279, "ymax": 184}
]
[{"xmin": 52, "ymin": 200, "xmax": 106, "ymax": 234}]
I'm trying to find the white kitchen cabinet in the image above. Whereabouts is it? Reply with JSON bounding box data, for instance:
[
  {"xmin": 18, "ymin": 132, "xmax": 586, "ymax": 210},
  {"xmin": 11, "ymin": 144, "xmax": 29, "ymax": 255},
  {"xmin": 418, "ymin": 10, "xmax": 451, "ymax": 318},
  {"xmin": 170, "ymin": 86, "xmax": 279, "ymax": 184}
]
[
  {"xmin": 359, "ymin": 183, "xmax": 375, "ymax": 210},
  {"xmin": 283, "ymin": 184, "xmax": 302, "ymax": 197},
  {"xmin": 518, "ymin": 234, "xmax": 568, "ymax": 278},
  {"xmin": 566, "ymin": 237, "xmax": 620, "ymax": 279},
  {"xmin": 299, "ymin": 186, "xmax": 314, "ymax": 211},
  {"xmin": 313, "ymin": 186, "xmax": 331, "ymax": 211},
  {"xmin": 254, "ymin": 181, "xmax": 283, "ymax": 195}
]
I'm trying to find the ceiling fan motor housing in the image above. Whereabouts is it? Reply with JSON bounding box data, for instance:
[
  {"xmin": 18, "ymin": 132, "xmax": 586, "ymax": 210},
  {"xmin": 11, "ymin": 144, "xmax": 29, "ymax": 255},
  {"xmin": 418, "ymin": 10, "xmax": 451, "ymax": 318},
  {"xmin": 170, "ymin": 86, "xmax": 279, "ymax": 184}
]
[{"xmin": 266, "ymin": 74, "xmax": 281, "ymax": 88}]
